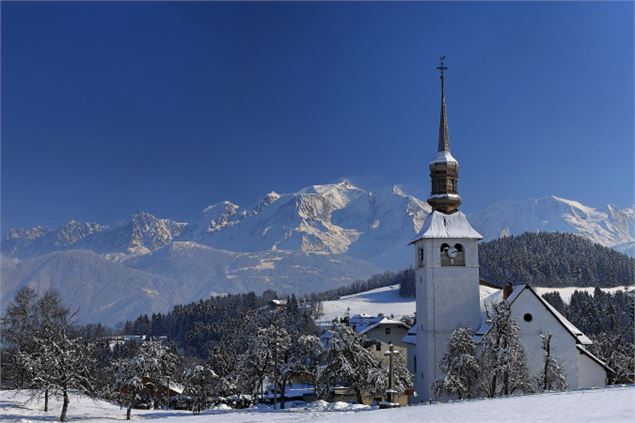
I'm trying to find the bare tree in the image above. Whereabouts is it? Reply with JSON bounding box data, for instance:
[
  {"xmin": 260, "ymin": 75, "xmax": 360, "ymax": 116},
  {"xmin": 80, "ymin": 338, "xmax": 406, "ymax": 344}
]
[{"xmin": 535, "ymin": 332, "xmax": 567, "ymax": 392}]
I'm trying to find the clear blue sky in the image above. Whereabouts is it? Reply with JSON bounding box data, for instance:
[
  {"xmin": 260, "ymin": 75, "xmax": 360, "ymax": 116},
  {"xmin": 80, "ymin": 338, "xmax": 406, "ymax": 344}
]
[{"xmin": 2, "ymin": 1, "xmax": 633, "ymax": 233}]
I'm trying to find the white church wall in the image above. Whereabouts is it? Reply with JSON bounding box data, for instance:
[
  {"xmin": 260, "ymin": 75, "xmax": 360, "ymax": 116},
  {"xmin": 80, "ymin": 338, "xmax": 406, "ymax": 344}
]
[
  {"xmin": 576, "ymin": 350, "xmax": 607, "ymax": 388},
  {"xmin": 510, "ymin": 290, "xmax": 598, "ymax": 390}
]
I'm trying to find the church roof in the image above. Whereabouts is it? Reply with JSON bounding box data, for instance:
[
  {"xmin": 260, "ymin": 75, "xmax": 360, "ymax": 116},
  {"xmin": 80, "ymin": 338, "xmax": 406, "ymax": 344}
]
[
  {"xmin": 430, "ymin": 150, "xmax": 458, "ymax": 165},
  {"xmin": 410, "ymin": 210, "xmax": 483, "ymax": 243}
]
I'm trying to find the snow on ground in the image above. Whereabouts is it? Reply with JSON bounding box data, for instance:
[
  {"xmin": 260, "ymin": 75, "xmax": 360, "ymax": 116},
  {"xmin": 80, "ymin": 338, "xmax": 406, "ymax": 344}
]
[{"xmin": 2, "ymin": 386, "xmax": 633, "ymax": 423}]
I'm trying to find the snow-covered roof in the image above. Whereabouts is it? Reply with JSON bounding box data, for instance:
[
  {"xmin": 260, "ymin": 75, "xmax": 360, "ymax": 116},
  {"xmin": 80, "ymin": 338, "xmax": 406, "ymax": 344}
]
[
  {"xmin": 402, "ymin": 326, "xmax": 416, "ymax": 345},
  {"xmin": 347, "ymin": 314, "xmax": 410, "ymax": 335},
  {"xmin": 410, "ymin": 211, "xmax": 483, "ymax": 243},
  {"xmin": 430, "ymin": 150, "xmax": 458, "ymax": 165}
]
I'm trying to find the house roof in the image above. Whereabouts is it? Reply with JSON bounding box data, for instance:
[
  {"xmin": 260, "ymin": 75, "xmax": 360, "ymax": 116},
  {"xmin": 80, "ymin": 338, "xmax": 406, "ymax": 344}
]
[
  {"xmin": 402, "ymin": 326, "xmax": 416, "ymax": 345},
  {"xmin": 410, "ymin": 211, "xmax": 483, "ymax": 244},
  {"xmin": 349, "ymin": 315, "xmax": 410, "ymax": 335}
]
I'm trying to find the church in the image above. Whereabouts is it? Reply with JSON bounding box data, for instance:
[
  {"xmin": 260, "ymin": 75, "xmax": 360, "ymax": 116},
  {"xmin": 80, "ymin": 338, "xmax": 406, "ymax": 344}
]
[{"xmin": 404, "ymin": 58, "xmax": 610, "ymax": 402}]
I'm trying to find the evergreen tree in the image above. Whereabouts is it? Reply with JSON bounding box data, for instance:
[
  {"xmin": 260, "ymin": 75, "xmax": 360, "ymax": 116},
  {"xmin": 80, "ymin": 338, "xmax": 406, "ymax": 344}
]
[{"xmin": 434, "ymin": 327, "xmax": 480, "ymax": 399}]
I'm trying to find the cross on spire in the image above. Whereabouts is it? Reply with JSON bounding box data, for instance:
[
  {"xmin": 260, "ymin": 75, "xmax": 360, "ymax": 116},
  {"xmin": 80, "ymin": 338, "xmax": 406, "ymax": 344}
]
[{"xmin": 436, "ymin": 55, "xmax": 447, "ymax": 96}]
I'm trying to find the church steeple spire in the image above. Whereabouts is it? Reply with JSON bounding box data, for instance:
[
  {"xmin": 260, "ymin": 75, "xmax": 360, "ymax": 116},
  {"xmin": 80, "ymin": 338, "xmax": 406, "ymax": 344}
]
[
  {"xmin": 427, "ymin": 56, "xmax": 462, "ymax": 214},
  {"xmin": 437, "ymin": 56, "xmax": 450, "ymax": 152}
]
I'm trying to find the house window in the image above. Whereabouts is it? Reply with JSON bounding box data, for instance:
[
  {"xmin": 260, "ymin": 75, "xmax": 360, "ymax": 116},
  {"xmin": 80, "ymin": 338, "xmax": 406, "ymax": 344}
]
[
  {"xmin": 385, "ymin": 327, "xmax": 391, "ymax": 335},
  {"xmin": 376, "ymin": 343, "xmax": 381, "ymax": 351},
  {"xmin": 524, "ymin": 313, "xmax": 533, "ymax": 322}
]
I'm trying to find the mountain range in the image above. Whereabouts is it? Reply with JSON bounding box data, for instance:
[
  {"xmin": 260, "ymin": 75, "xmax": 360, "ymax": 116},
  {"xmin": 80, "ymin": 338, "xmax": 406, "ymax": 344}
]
[{"xmin": 2, "ymin": 181, "xmax": 633, "ymax": 325}]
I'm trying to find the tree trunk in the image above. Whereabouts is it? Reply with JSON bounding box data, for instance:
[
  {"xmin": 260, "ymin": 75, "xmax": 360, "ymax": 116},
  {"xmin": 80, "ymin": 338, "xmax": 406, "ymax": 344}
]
[
  {"xmin": 488, "ymin": 374, "xmax": 497, "ymax": 398},
  {"xmin": 279, "ymin": 378, "xmax": 286, "ymax": 410},
  {"xmin": 44, "ymin": 389, "xmax": 49, "ymax": 412},
  {"xmin": 355, "ymin": 387, "xmax": 363, "ymax": 404},
  {"xmin": 503, "ymin": 371, "xmax": 509, "ymax": 396},
  {"xmin": 126, "ymin": 404, "xmax": 132, "ymax": 420},
  {"xmin": 60, "ymin": 391, "xmax": 69, "ymax": 422}
]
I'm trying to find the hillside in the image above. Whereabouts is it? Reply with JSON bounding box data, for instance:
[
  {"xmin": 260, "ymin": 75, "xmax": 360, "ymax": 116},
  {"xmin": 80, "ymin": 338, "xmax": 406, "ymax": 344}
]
[{"xmin": 479, "ymin": 232, "xmax": 634, "ymax": 288}]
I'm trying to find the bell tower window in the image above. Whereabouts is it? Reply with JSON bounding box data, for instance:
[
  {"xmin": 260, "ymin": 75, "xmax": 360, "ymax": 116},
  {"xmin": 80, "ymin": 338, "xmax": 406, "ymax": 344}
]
[
  {"xmin": 419, "ymin": 247, "xmax": 424, "ymax": 267},
  {"xmin": 441, "ymin": 243, "xmax": 466, "ymax": 266}
]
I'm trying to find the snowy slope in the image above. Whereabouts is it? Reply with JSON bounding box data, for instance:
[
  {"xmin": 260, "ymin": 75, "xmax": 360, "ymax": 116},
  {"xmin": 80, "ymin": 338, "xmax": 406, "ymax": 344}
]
[
  {"xmin": 0, "ymin": 250, "xmax": 182, "ymax": 325},
  {"xmin": 319, "ymin": 284, "xmax": 500, "ymax": 323},
  {"xmin": 126, "ymin": 241, "xmax": 379, "ymax": 299},
  {"xmin": 2, "ymin": 386, "xmax": 633, "ymax": 423}
]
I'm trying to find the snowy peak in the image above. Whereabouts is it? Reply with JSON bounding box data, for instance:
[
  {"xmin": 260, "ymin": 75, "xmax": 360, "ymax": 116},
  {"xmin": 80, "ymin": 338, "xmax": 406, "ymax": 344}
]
[
  {"xmin": 54, "ymin": 220, "xmax": 108, "ymax": 247},
  {"xmin": 2, "ymin": 213, "xmax": 185, "ymax": 260},
  {"xmin": 182, "ymin": 180, "xmax": 427, "ymax": 258},
  {"xmin": 117, "ymin": 211, "xmax": 186, "ymax": 254},
  {"xmin": 181, "ymin": 201, "xmax": 242, "ymax": 241},
  {"xmin": 254, "ymin": 191, "xmax": 281, "ymax": 213},
  {"xmin": 5, "ymin": 225, "xmax": 49, "ymax": 240}
]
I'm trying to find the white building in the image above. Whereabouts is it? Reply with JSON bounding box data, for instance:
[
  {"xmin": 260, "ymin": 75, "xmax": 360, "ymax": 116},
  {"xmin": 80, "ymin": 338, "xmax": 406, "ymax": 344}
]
[
  {"xmin": 349, "ymin": 314, "xmax": 410, "ymax": 367},
  {"xmin": 406, "ymin": 57, "xmax": 609, "ymax": 402}
]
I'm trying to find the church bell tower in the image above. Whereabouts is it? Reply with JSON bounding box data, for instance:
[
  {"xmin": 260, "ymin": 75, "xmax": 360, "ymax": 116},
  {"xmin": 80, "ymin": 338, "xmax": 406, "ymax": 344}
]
[{"xmin": 411, "ymin": 57, "xmax": 483, "ymax": 402}]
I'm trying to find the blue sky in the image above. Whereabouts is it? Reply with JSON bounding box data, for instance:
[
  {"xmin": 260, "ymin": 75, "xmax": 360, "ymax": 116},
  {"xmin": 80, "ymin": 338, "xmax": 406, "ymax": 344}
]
[{"xmin": 2, "ymin": 1, "xmax": 633, "ymax": 233}]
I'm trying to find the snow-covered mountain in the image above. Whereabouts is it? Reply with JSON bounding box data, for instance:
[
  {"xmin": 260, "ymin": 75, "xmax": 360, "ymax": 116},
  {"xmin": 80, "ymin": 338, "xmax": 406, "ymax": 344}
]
[
  {"xmin": 470, "ymin": 196, "xmax": 634, "ymax": 248},
  {"xmin": 2, "ymin": 212, "xmax": 185, "ymax": 261},
  {"xmin": 2, "ymin": 182, "xmax": 633, "ymax": 325}
]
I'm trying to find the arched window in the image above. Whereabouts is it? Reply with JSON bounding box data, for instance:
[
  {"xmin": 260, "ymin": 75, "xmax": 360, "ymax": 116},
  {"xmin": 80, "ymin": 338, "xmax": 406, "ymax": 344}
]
[{"xmin": 441, "ymin": 243, "xmax": 465, "ymax": 266}]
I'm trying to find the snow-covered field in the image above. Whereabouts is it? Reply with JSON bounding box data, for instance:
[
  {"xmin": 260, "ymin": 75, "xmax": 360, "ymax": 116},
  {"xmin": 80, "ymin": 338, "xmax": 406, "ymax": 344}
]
[
  {"xmin": 2, "ymin": 387, "xmax": 633, "ymax": 423},
  {"xmin": 319, "ymin": 284, "xmax": 415, "ymax": 322}
]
